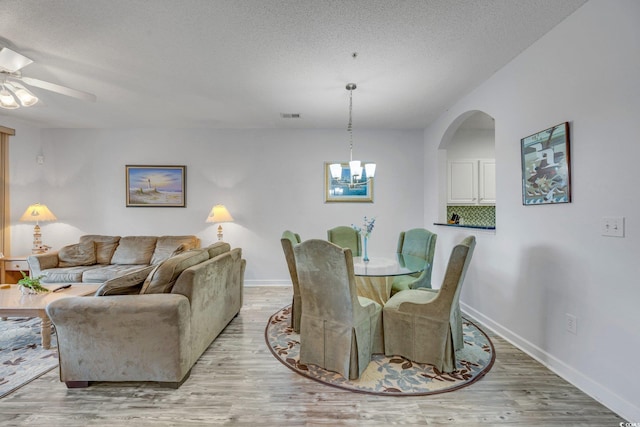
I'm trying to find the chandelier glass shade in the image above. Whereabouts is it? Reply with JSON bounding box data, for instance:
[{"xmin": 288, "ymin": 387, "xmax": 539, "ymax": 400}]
[{"xmin": 330, "ymin": 83, "xmax": 375, "ymax": 188}]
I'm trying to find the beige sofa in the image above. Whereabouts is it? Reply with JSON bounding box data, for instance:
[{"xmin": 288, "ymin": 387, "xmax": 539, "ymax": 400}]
[
  {"xmin": 45, "ymin": 241, "xmax": 245, "ymax": 388},
  {"xmin": 27, "ymin": 235, "xmax": 200, "ymax": 284}
]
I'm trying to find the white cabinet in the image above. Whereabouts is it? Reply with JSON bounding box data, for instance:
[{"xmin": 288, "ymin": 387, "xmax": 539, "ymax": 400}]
[
  {"xmin": 478, "ymin": 159, "xmax": 496, "ymax": 204},
  {"xmin": 447, "ymin": 159, "xmax": 495, "ymax": 205}
]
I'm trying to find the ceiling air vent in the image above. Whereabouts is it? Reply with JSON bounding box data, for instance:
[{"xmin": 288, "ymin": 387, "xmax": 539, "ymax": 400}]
[{"xmin": 280, "ymin": 113, "xmax": 301, "ymax": 119}]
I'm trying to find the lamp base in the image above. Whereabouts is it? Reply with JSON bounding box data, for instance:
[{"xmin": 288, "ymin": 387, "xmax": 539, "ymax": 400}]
[
  {"xmin": 217, "ymin": 225, "xmax": 224, "ymax": 241},
  {"xmin": 32, "ymin": 224, "xmax": 51, "ymax": 253}
]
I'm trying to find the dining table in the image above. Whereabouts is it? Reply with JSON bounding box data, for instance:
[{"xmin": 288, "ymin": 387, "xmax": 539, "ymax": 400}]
[{"xmin": 352, "ymin": 253, "xmax": 429, "ymax": 305}]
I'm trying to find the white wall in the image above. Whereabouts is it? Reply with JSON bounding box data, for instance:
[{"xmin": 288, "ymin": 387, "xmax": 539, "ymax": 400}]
[
  {"xmin": 446, "ymin": 129, "xmax": 495, "ymax": 160},
  {"xmin": 6, "ymin": 127, "xmax": 424, "ymax": 283},
  {"xmin": 424, "ymin": 0, "xmax": 639, "ymax": 420}
]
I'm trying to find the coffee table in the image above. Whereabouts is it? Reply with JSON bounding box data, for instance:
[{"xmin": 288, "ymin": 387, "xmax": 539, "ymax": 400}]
[{"xmin": 0, "ymin": 283, "xmax": 101, "ymax": 349}]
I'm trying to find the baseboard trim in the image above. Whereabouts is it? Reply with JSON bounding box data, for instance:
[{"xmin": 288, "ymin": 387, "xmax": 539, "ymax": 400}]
[
  {"xmin": 244, "ymin": 280, "xmax": 291, "ymax": 287},
  {"xmin": 461, "ymin": 302, "xmax": 638, "ymax": 421}
]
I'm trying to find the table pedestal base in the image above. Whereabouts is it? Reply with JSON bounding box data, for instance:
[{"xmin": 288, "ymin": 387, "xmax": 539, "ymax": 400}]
[{"xmin": 355, "ymin": 276, "xmax": 393, "ymax": 305}]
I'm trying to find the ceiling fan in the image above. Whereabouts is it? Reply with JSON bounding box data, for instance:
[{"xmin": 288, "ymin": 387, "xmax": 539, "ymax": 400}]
[{"xmin": 0, "ymin": 47, "xmax": 97, "ymax": 109}]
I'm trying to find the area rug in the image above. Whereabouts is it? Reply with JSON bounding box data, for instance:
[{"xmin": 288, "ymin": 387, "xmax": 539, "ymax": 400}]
[
  {"xmin": 265, "ymin": 305, "xmax": 495, "ymax": 396},
  {"xmin": 0, "ymin": 317, "xmax": 58, "ymax": 398}
]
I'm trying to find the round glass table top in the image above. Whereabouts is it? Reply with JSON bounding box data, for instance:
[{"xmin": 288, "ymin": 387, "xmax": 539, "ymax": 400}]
[{"xmin": 352, "ymin": 254, "xmax": 429, "ymax": 277}]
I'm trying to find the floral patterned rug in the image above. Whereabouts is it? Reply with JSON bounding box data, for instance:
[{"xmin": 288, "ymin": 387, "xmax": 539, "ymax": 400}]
[
  {"xmin": 265, "ymin": 305, "xmax": 495, "ymax": 395},
  {"xmin": 0, "ymin": 317, "xmax": 58, "ymax": 398}
]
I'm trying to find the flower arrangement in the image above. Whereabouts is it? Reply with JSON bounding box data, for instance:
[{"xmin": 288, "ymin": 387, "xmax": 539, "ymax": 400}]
[{"xmin": 352, "ymin": 216, "xmax": 376, "ymax": 238}]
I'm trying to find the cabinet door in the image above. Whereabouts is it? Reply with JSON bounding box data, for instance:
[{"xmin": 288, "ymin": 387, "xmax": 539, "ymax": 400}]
[
  {"xmin": 448, "ymin": 160, "xmax": 478, "ymax": 204},
  {"xmin": 479, "ymin": 160, "xmax": 496, "ymax": 205}
]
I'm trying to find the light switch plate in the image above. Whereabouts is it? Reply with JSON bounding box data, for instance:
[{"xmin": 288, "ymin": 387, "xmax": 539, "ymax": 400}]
[{"xmin": 601, "ymin": 216, "xmax": 624, "ymax": 237}]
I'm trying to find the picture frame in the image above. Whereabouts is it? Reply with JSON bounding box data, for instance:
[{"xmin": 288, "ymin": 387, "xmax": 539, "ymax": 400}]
[
  {"xmin": 324, "ymin": 162, "xmax": 374, "ymax": 203},
  {"xmin": 521, "ymin": 122, "xmax": 571, "ymax": 205},
  {"xmin": 126, "ymin": 165, "xmax": 186, "ymax": 207}
]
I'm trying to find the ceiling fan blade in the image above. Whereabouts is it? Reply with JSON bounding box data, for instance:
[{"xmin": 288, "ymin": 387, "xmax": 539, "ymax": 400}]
[
  {"xmin": 19, "ymin": 76, "xmax": 97, "ymax": 102},
  {"xmin": 0, "ymin": 47, "xmax": 33, "ymax": 73}
]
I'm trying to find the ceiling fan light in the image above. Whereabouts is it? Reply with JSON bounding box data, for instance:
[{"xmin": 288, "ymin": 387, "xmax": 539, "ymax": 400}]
[
  {"xmin": 15, "ymin": 88, "xmax": 38, "ymax": 106},
  {"xmin": 5, "ymin": 82, "xmax": 39, "ymax": 107},
  {"xmin": 0, "ymin": 88, "xmax": 19, "ymax": 109}
]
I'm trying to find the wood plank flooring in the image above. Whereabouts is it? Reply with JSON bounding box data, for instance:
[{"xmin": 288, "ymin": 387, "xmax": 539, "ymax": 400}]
[{"xmin": 0, "ymin": 286, "xmax": 625, "ymax": 426}]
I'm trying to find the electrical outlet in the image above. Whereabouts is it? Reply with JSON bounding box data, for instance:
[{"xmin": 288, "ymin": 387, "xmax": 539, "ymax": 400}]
[
  {"xmin": 601, "ymin": 216, "xmax": 624, "ymax": 237},
  {"xmin": 566, "ymin": 313, "xmax": 577, "ymax": 334}
]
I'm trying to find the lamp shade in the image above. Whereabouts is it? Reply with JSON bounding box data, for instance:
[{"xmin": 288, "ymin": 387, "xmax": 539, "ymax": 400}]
[
  {"xmin": 206, "ymin": 204, "xmax": 234, "ymax": 223},
  {"xmin": 19, "ymin": 203, "xmax": 57, "ymax": 223}
]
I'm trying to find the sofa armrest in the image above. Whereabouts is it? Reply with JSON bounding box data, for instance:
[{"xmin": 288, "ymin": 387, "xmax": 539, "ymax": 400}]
[
  {"xmin": 27, "ymin": 252, "xmax": 60, "ymax": 276},
  {"xmin": 46, "ymin": 294, "xmax": 192, "ymax": 384}
]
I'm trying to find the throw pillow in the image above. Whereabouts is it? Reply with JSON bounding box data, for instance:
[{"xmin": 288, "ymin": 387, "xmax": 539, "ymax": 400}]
[
  {"xmin": 79, "ymin": 235, "xmax": 121, "ymax": 264},
  {"xmin": 150, "ymin": 235, "xmax": 199, "ymax": 264},
  {"xmin": 139, "ymin": 249, "xmax": 209, "ymax": 294},
  {"xmin": 58, "ymin": 241, "xmax": 97, "ymax": 267},
  {"xmin": 205, "ymin": 241, "xmax": 231, "ymax": 259},
  {"xmin": 95, "ymin": 265, "xmax": 155, "ymax": 296},
  {"xmin": 110, "ymin": 236, "xmax": 158, "ymax": 265}
]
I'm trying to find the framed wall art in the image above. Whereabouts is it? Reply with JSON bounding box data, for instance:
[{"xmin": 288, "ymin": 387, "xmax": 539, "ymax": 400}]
[
  {"xmin": 126, "ymin": 165, "xmax": 186, "ymax": 207},
  {"xmin": 521, "ymin": 122, "xmax": 571, "ymax": 205},
  {"xmin": 324, "ymin": 162, "xmax": 374, "ymax": 203}
]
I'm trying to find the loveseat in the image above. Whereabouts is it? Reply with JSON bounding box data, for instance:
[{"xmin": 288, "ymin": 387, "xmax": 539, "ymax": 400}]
[
  {"xmin": 27, "ymin": 234, "xmax": 200, "ymax": 284},
  {"xmin": 45, "ymin": 241, "xmax": 245, "ymax": 388}
]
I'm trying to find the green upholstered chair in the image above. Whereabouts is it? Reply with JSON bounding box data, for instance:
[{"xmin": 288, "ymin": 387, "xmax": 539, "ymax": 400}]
[
  {"xmin": 327, "ymin": 226, "xmax": 361, "ymax": 257},
  {"xmin": 383, "ymin": 236, "xmax": 476, "ymax": 373},
  {"xmin": 293, "ymin": 239, "xmax": 383, "ymax": 380},
  {"xmin": 280, "ymin": 230, "xmax": 302, "ymax": 333},
  {"xmin": 390, "ymin": 228, "xmax": 437, "ymax": 295}
]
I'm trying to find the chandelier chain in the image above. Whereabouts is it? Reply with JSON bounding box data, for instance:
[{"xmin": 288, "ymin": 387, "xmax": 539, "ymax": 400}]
[{"xmin": 348, "ymin": 85, "xmax": 354, "ymax": 161}]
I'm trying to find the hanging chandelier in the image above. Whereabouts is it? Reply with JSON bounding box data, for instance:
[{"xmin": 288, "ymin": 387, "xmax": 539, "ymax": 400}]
[{"xmin": 329, "ymin": 83, "xmax": 376, "ymax": 187}]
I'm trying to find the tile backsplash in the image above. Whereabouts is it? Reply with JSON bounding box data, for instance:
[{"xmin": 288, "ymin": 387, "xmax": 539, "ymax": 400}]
[{"xmin": 447, "ymin": 206, "xmax": 495, "ymax": 227}]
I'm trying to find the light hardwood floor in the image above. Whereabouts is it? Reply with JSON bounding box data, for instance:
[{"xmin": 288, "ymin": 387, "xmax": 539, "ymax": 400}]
[{"xmin": 0, "ymin": 286, "xmax": 625, "ymax": 426}]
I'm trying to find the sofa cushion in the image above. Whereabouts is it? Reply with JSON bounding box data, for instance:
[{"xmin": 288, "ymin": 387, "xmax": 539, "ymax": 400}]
[
  {"xmin": 81, "ymin": 264, "xmax": 151, "ymax": 283},
  {"xmin": 110, "ymin": 236, "xmax": 158, "ymax": 265},
  {"xmin": 95, "ymin": 265, "xmax": 155, "ymax": 296},
  {"xmin": 204, "ymin": 241, "xmax": 231, "ymax": 259},
  {"xmin": 40, "ymin": 265, "xmax": 103, "ymax": 283},
  {"xmin": 140, "ymin": 249, "xmax": 209, "ymax": 294},
  {"xmin": 150, "ymin": 235, "xmax": 200, "ymax": 265},
  {"xmin": 58, "ymin": 241, "xmax": 97, "ymax": 267},
  {"xmin": 79, "ymin": 235, "xmax": 121, "ymax": 264}
]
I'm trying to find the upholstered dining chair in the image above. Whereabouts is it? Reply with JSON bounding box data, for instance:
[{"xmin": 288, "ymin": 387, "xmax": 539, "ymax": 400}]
[
  {"xmin": 294, "ymin": 239, "xmax": 383, "ymax": 380},
  {"xmin": 390, "ymin": 228, "xmax": 437, "ymax": 295},
  {"xmin": 280, "ymin": 230, "xmax": 302, "ymax": 333},
  {"xmin": 327, "ymin": 226, "xmax": 361, "ymax": 257},
  {"xmin": 383, "ymin": 236, "xmax": 476, "ymax": 373}
]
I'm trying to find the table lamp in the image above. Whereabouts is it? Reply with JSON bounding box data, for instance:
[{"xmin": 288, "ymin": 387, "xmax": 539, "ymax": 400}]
[
  {"xmin": 206, "ymin": 204, "xmax": 234, "ymax": 241},
  {"xmin": 19, "ymin": 203, "xmax": 57, "ymax": 254}
]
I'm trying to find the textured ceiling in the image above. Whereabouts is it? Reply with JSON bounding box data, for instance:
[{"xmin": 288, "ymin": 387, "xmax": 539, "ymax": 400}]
[{"xmin": 0, "ymin": 0, "xmax": 587, "ymax": 129}]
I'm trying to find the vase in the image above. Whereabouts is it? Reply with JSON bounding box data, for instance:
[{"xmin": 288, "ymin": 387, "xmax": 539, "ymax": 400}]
[
  {"xmin": 20, "ymin": 285, "xmax": 37, "ymax": 295},
  {"xmin": 363, "ymin": 236, "xmax": 369, "ymax": 262}
]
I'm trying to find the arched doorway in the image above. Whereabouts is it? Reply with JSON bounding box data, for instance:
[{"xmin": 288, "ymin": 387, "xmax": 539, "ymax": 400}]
[{"xmin": 438, "ymin": 111, "xmax": 495, "ymax": 228}]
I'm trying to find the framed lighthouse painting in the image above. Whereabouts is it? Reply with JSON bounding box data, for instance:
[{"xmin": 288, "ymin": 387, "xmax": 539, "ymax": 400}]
[{"xmin": 126, "ymin": 165, "xmax": 186, "ymax": 207}]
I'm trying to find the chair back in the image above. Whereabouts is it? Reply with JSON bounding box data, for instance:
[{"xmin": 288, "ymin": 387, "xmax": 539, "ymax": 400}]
[
  {"xmin": 281, "ymin": 230, "xmax": 301, "ymax": 285},
  {"xmin": 436, "ymin": 235, "xmax": 476, "ymax": 315},
  {"xmin": 281, "ymin": 230, "xmax": 302, "ymax": 331},
  {"xmin": 294, "ymin": 239, "xmax": 360, "ymax": 323},
  {"xmin": 327, "ymin": 226, "xmax": 361, "ymax": 256},
  {"xmin": 396, "ymin": 228, "xmax": 437, "ymax": 287}
]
